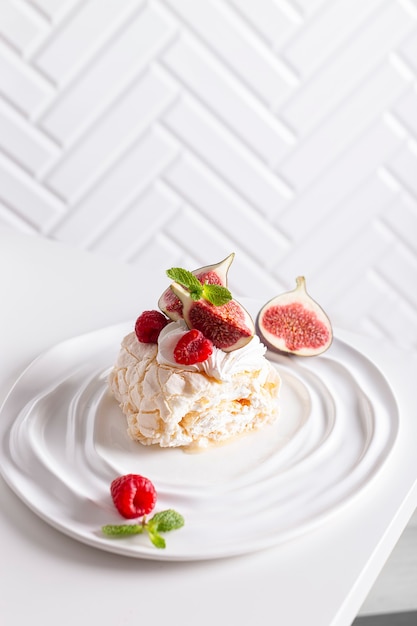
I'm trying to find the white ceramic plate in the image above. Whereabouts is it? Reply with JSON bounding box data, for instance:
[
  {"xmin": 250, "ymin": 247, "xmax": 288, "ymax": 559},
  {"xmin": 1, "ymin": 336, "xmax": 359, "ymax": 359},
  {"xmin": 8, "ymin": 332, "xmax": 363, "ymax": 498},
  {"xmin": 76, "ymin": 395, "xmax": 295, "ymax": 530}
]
[{"xmin": 0, "ymin": 316, "xmax": 398, "ymax": 561}]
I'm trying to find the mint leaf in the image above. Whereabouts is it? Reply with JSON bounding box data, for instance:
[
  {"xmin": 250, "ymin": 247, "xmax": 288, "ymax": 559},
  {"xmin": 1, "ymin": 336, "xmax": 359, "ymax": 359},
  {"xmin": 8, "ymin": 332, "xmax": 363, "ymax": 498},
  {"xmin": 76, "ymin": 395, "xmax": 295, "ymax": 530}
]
[
  {"xmin": 101, "ymin": 509, "xmax": 184, "ymax": 548},
  {"xmin": 149, "ymin": 509, "xmax": 185, "ymax": 533},
  {"xmin": 101, "ymin": 524, "xmax": 143, "ymax": 537},
  {"xmin": 202, "ymin": 284, "xmax": 232, "ymax": 306},
  {"xmin": 146, "ymin": 509, "xmax": 184, "ymax": 549},
  {"xmin": 166, "ymin": 268, "xmax": 202, "ymax": 298},
  {"xmin": 147, "ymin": 529, "xmax": 166, "ymax": 549},
  {"xmin": 166, "ymin": 267, "xmax": 233, "ymax": 306}
]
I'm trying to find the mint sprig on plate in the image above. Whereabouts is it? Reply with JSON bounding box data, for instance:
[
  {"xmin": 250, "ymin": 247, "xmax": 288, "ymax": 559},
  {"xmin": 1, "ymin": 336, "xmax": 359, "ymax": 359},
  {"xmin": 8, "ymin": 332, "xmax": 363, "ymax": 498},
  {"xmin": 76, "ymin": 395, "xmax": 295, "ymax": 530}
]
[
  {"xmin": 166, "ymin": 267, "xmax": 232, "ymax": 306},
  {"xmin": 102, "ymin": 509, "xmax": 184, "ymax": 549}
]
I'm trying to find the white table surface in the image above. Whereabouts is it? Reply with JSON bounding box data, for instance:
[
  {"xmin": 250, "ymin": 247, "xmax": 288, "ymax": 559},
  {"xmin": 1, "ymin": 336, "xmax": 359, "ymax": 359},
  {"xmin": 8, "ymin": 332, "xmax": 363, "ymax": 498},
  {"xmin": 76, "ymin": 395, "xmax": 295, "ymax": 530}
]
[{"xmin": 1, "ymin": 226, "xmax": 417, "ymax": 626}]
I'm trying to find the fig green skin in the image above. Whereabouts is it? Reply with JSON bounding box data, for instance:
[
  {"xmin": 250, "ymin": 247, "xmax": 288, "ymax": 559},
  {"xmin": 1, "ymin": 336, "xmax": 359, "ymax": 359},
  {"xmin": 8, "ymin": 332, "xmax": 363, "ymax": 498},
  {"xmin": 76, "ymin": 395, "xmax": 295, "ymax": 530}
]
[
  {"xmin": 257, "ymin": 276, "xmax": 333, "ymax": 357},
  {"xmin": 158, "ymin": 253, "xmax": 235, "ymax": 321}
]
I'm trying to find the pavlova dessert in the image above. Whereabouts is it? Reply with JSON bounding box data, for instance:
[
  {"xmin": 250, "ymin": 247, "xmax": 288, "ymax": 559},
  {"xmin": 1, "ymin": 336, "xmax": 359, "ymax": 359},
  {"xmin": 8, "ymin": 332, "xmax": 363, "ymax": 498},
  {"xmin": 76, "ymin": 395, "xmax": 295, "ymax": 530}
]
[{"xmin": 108, "ymin": 254, "xmax": 281, "ymax": 449}]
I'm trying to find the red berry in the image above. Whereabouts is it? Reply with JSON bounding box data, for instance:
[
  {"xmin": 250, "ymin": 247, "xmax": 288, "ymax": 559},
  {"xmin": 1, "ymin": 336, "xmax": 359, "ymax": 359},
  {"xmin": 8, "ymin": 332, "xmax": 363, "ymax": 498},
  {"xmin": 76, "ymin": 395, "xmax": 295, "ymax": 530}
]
[
  {"xmin": 110, "ymin": 474, "xmax": 157, "ymax": 519},
  {"xmin": 135, "ymin": 310, "xmax": 169, "ymax": 343},
  {"xmin": 173, "ymin": 329, "xmax": 213, "ymax": 365}
]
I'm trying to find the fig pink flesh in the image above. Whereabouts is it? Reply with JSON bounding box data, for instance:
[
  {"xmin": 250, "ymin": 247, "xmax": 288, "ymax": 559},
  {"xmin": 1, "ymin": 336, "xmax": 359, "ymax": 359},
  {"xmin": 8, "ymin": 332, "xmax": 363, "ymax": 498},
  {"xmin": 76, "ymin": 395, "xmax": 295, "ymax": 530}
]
[
  {"xmin": 163, "ymin": 288, "xmax": 183, "ymax": 317},
  {"xmin": 188, "ymin": 300, "xmax": 253, "ymax": 350},
  {"xmin": 196, "ymin": 270, "xmax": 222, "ymax": 285},
  {"xmin": 261, "ymin": 302, "xmax": 330, "ymax": 351}
]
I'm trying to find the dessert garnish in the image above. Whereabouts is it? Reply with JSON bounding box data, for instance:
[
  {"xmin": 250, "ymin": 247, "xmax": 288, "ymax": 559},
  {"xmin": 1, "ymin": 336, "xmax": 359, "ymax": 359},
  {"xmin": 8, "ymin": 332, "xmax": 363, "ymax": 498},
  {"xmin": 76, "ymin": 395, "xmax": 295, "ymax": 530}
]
[
  {"xmin": 102, "ymin": 510, "xmax": 185, "ymax": 548},
  {"xmin": 102, "ymin": 474, "xmax": 184, "ymax": 549},
  {"xmin": 257, "ymin": 276, "xmax": 333, "ymax": 356},
  {"xmin": 110, "ymin": 474, "xmax": 157, "ymax": 518},
  {"xmin": 168, "ymin": 267, "xmax": 255, "ymax": 352},
  {"xmin": 159, "ymin": 253, "xmax": 235, "ymax": 320},
  {"xmin": 173, "ymin": 328, "xmax": 213, "ymax": 365},
  {"xmin": 166, "ymin": 267, "xmax": 233, "ymax": 306},
  {"xmin": 134, "ymin": 310, "xmax": 170, "ymax": 343}
]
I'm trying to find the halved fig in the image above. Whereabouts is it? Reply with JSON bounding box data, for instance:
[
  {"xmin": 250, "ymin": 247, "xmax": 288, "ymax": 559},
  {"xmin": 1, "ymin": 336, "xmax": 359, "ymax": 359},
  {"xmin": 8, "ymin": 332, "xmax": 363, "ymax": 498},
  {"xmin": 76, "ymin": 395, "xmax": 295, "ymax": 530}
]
[
  {"xmin": 257, "ymin": 276, "xmax": 333, "ymax": 356},
  {"xmin": 170, "ymin": 282, "xmax": 255, "ymax": 352},
  {"xmin": 158, "ymin": 253, "xmax": 235, "ymax": 321}
]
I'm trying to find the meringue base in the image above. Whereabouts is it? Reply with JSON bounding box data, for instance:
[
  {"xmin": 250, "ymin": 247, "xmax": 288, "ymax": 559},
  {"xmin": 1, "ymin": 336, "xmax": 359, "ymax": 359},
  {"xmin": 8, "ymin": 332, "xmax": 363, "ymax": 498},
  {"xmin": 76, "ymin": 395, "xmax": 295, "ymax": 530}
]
[{"xmin": 109, "ymin": 332, "xmax": 281, "ymax": 448}]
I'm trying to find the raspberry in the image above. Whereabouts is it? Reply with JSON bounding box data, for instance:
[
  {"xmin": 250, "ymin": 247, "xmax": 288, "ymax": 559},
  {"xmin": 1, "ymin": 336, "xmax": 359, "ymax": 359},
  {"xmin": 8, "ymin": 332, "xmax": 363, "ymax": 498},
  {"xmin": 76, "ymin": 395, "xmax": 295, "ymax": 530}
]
[
  {"xmin": 173, "ymin": 329, "xmax": 213, "ymax": 365},
  {"xmin": 110, "ymin": 474, "xmax": 157, "ymax": 519},
  {"xmin": 135, "ymin": 310, "xmax": 169, "ymax": 343}
]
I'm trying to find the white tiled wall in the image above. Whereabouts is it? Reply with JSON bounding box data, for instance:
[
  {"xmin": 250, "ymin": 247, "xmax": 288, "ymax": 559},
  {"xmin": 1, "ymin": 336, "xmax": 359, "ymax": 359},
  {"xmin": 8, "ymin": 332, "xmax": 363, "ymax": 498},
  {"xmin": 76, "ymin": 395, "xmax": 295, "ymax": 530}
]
[{"xmin": 1, "ymin": 0, "xmax": 417, "ymax": 354}]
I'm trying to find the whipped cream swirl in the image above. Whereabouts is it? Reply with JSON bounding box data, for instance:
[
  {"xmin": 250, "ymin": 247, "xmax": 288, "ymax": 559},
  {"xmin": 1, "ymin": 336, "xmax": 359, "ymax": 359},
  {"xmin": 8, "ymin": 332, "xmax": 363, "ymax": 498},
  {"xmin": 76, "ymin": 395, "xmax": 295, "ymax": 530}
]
[{"xmin": 156, "ymin": 320, "xmax": 267, "ymax": 381}]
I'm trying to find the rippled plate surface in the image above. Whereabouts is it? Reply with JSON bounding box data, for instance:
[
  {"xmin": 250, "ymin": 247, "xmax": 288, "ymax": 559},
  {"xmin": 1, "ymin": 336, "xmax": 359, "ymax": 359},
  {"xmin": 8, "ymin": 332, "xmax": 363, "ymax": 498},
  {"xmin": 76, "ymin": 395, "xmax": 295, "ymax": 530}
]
[{"xmin": 0, "ymin": 319, "xmax": 398, "ymax": 561}]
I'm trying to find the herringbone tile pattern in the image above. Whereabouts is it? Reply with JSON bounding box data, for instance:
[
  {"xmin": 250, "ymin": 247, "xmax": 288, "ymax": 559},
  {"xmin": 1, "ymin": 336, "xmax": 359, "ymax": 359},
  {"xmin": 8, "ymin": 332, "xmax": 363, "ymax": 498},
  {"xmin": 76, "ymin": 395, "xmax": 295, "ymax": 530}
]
[{"xmin": 1, "ymin": 0, "xmax": 417, "ymax": 350}]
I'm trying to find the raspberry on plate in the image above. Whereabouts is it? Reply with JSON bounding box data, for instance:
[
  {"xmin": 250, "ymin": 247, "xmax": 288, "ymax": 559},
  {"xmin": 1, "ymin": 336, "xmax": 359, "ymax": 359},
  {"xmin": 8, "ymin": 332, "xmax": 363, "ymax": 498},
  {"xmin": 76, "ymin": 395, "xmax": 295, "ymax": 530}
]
[
  {"xmin": 110, "ymin": 474, "xmax": 157, "ymax": 519},
  {"xmin": 135, "ymin": 310, "xmax": 169, "ymax": 344},
  {"xmin": 174, "ymin": 329, "xmax": 213, "ymax": 365}
]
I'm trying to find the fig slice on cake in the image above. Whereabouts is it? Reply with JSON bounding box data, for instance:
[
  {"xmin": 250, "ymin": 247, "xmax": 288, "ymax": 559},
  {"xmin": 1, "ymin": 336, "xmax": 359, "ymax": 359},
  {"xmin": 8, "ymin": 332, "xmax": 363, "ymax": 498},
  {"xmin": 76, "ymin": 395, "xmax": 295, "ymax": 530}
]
[
  {"xmin": 170, "ymin": 282, "xmax": 255, "ymax": 352},
  {"xmin": 257, "ymin": 276, "xmax": 333, "ymax": 356},
  {"xmin": 158, "ymin": 253, "xmax": 235, "ymax": 321},
  {"xmin": 164, "ymin": 262, "xmax": 255, "ymax": 352}
]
